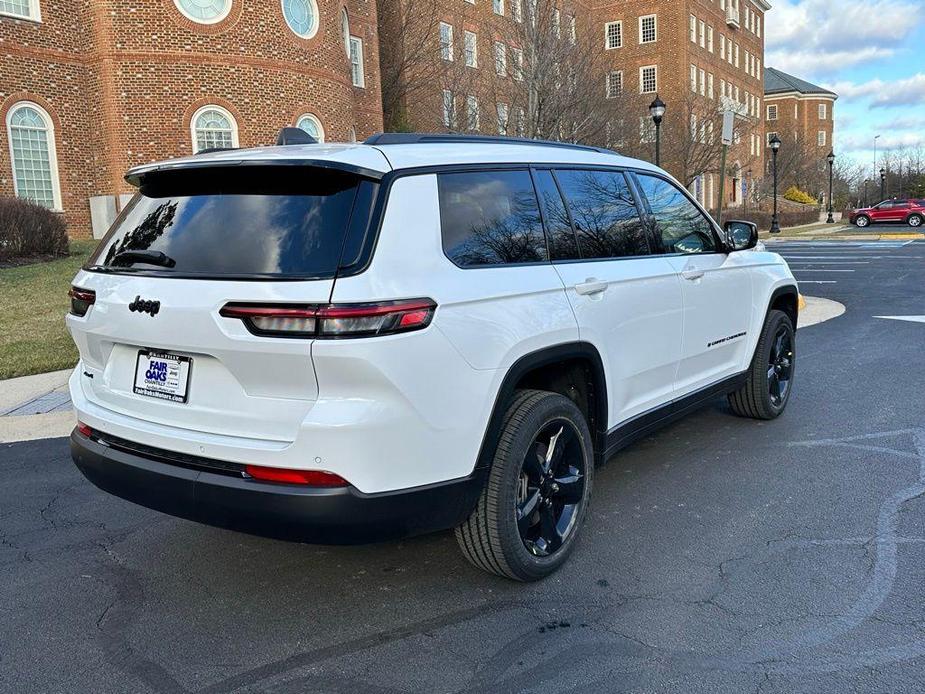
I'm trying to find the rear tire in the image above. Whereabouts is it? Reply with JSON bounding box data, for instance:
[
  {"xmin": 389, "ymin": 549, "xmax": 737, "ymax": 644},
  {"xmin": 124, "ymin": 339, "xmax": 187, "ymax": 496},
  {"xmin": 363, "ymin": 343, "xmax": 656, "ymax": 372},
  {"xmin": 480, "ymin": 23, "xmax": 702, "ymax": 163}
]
[
  {"xmin": 908, "ymin": 214, "xmax": 923, "ymax": 228},
  {"xmin": 855, "ymin": 215, "xmax": 870, "ymax": 228},
  {"xmin": 455, "ymin": 389, "xmax": 594, "ymax": 581},
  {"xmin": 728, "ymin": 309, "xmax": 795, "ymax": 420}
]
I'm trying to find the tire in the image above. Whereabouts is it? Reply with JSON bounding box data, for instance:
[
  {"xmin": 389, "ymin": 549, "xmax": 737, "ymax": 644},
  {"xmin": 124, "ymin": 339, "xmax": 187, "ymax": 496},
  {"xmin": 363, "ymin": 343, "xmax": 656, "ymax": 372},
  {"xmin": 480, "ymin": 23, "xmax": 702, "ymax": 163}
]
[
  {"xmin": 455, "ymin": 389, "xmax": 594, "ymax": 581},
  {"xmin": 854, "ymin": 215, "xmax": 870, "ymax": 228},
  {"xmin": 728, "ymin": 309, "xmax": 795, "ymax": 420},
  {"xmin": 908, "ymin": 214, "xmax": 923, "ymax": 228}
]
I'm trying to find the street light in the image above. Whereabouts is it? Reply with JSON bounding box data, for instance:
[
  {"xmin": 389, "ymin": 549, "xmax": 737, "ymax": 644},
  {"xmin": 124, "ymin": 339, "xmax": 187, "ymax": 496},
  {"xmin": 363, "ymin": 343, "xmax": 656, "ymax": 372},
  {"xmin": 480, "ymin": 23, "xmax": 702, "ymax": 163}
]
[
  {"xmin": 826, "ymin": 150, "xmax": 835, "ymax": 224},
  {"xmin": 769, "ymin": 133, "xmax": 782, "ymax": 234},
  {"xmin": 880, "ymin": 167, "xmax": 886, "ymax": 203},
  {"xmin": 649, "ymin": 94, "xmax": 666, "ymax": 167}
]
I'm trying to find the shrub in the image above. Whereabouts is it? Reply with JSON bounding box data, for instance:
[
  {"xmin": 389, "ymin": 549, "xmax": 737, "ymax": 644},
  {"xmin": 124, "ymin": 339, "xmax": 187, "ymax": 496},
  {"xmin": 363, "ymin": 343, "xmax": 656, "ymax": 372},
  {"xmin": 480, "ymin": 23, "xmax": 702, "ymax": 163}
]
[
  {"xmin": 0, "ymin": 196, "xmax": 69, "ymax": 262},
  {"xmin": 783, "ymin": 185, "xmax": 817, "ymax": 205}
]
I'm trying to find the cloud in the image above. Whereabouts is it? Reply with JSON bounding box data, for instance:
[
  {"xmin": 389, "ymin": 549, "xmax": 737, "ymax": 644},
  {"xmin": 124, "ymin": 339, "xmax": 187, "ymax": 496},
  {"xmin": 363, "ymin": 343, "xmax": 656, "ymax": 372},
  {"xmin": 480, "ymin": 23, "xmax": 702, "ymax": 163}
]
[
  {"xmin": 765, "ymin": 0, "xmax": 923, "ymax": 75},
  {"xmin": 822, "ymin": 73, "xmax": 925, "ymax": 107},
  {"xmin": 837, "ymin": 131, "xmax": 925, "ymax": 153}
]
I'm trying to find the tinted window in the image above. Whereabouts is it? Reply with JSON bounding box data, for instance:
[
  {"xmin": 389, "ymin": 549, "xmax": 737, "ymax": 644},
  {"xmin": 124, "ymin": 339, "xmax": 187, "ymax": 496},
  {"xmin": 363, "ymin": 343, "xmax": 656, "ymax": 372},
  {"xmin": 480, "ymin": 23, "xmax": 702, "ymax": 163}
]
[
  {"xmin": 90, "ymin": 167, "xmax": 363, "ymax": 278},
  {"xmin": 438, "ymin": 170, "xmax": 547, "ymax": 267},
  {"xmin": 533, "ymin": 169, "xmax": 579, "ymax": 260},
  {"xmin": 554, "ymin": 169, "xmax": 649, "ymax": 259},
  {"xmin": 635, "ymin": 174, "xmax": 716, "ymax": 254}
]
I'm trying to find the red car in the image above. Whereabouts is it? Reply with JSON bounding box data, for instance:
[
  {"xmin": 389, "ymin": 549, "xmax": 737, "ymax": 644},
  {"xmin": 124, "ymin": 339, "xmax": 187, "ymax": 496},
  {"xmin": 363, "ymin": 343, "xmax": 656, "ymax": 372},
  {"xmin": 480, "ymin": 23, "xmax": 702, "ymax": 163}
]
[{"xmin": 850, "ymin": 199, "xmax": 924, "ymax": 228}]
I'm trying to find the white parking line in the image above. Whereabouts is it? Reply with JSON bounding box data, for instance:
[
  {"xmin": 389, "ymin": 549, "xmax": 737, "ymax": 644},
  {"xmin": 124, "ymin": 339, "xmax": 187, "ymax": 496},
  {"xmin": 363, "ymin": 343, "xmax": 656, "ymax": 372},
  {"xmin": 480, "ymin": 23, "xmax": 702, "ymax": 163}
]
[
  {"xmin": 785, "ymin": 261, "xmax": 869, "ymax": 265},
  {"xmin": 797, "ymin": 281, "xmax": 838, "ymax": 284},
  {"xmin": 791, "ymin": 269, "xmax": 855, "ymax": 272}
]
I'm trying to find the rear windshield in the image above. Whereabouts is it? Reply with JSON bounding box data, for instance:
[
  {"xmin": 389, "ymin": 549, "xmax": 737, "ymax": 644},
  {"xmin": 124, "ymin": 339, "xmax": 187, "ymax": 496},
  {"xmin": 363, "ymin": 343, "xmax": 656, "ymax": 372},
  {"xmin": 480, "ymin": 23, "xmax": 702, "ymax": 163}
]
[{"xmin": 88, "ymin": 167, "xmax": 364, "ymax": 279}]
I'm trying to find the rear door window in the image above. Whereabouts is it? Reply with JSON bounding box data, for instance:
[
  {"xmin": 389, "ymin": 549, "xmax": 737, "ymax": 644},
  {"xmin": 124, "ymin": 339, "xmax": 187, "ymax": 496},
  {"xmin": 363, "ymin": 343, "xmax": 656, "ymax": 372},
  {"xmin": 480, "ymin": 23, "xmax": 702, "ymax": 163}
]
[
  {"xmin": 89, "ymin": 166, "xmax": 366, "ymax": 279},
  {"xmin": 532, "ymin": 169, "xmax": 579, "ymax": 261},
  {"xmin": 437, "ymin": 170, "xmax": 547, "ymax": 267},
  {"xmin": 553, "ymin": 169, "xmax": 650, "ymax": 259},
  {"xmin": 634, "ymin": 174, "xmax": 717, "ymax": 254}
]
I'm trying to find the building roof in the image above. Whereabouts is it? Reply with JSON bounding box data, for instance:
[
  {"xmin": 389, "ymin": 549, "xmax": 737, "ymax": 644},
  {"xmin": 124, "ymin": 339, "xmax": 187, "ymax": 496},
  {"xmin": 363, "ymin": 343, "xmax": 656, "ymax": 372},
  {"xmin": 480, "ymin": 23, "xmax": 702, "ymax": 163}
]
[{"xmin": 764, "ymin": 67, "xmax": 838, "ymax": 99}]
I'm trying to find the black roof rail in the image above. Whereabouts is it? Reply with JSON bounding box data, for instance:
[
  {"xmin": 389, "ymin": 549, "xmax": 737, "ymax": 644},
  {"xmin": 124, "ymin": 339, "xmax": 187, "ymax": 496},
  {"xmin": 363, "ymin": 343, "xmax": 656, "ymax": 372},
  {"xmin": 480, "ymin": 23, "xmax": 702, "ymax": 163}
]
[
  {"xmin": 194, "ymin": 146, "xmax": 238, "ymax": 156},
  {"xmin": 363, "ymin": 132, "xmax": 612, "ymax": 154},
  {"xmin": 276, "ymin": 127, "xmax": 317, "ymax": 146}
]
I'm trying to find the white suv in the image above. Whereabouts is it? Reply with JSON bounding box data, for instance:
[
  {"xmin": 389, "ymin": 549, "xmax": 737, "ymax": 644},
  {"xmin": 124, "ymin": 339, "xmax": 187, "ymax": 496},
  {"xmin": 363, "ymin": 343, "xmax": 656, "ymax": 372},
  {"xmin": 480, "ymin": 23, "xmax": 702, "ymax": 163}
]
[{"xmin": 67, "ymin": 132, "xmax": 798, "ymax": 581}]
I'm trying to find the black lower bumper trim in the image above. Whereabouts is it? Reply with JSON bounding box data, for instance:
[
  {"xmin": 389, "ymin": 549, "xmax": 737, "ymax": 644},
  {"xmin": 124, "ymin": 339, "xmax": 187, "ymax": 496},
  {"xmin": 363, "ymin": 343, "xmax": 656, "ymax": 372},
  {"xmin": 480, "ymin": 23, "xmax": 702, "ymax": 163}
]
[{"xmin": 70, "ymin": 430, "xmax": 485, "ymax": 544}]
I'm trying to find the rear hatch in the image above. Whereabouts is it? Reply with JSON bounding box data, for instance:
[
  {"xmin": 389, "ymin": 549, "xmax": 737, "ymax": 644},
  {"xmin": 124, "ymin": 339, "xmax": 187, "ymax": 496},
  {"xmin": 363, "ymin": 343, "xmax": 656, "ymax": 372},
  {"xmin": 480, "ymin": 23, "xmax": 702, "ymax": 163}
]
[{"xmin": 68, "ymin": 154, "xmax": 384, "ymax": 443}]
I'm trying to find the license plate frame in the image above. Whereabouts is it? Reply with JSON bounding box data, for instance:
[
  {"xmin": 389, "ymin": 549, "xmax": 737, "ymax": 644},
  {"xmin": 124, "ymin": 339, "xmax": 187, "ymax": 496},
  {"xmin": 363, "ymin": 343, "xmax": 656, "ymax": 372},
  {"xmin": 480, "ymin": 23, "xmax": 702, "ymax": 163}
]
[{"xmin": 133, "ymin": 350, "xmax": 192, "ymax": 404}]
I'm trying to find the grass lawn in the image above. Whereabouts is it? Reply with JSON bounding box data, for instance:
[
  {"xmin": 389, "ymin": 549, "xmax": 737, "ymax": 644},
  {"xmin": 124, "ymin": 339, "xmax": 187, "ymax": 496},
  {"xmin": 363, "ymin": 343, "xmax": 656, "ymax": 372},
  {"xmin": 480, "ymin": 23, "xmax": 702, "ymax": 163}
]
[{"xmin": 0, "ymin": 239, "xmax": 98, "ymax": 380}]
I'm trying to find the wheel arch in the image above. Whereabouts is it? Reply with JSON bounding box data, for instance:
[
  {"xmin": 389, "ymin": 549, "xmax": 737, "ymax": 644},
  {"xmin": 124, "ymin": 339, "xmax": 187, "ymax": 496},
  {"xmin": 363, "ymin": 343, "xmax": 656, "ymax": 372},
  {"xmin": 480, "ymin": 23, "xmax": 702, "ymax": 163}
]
[
  {"xmin": 767, "ymin": 284, "xmax": 799, "ymax": 327},
  {"xmin": 474, "ymin": 343, "xmax": 609, "ymax": 473}
]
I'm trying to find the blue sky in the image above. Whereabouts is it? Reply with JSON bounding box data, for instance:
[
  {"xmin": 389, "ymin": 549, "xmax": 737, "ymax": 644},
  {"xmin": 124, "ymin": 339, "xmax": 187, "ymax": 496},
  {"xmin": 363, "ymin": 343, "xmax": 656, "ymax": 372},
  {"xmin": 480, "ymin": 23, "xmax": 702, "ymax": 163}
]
[{"xmin": 765, "ymin": 0, "xmax": 925, "ymax": 172}]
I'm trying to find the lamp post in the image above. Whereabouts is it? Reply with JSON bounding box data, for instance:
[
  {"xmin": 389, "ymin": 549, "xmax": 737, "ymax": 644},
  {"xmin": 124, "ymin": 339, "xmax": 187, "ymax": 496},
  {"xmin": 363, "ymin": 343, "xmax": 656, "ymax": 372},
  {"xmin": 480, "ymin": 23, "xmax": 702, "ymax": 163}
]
[
  {"xmin": 649, "ymin": 95, "xmax": 666, "ymax": 166},
  {"xmin": 769, "ymin": 133, "xmax": 782, "ymax": 234},
  {"xmin": 826, "ymin": 150, "xmax": 835, "ymax": 224},
  {"xmin": 880, "ymin": 167, "xmax": 886, "ymax": 203}
]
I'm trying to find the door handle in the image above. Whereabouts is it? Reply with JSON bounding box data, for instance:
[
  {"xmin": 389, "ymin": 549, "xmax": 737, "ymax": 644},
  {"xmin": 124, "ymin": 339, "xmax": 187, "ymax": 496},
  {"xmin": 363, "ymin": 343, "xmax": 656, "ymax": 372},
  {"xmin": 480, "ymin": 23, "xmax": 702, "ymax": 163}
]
[
  {"xmin": 575, "ymin": 278, "xmax": 608, "ymax": 296},
  {"xmin": 681, "ymin": 269, "xmax": 705, "ymax": 281}
]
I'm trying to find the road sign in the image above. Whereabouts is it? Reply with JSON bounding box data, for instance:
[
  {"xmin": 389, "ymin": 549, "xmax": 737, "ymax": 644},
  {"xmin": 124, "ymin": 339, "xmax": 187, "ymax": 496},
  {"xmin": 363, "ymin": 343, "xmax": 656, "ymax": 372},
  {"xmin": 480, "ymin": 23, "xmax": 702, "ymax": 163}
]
[{"xmin": 721, "ymin": 111, "xmax": 734, "ymax": 146}]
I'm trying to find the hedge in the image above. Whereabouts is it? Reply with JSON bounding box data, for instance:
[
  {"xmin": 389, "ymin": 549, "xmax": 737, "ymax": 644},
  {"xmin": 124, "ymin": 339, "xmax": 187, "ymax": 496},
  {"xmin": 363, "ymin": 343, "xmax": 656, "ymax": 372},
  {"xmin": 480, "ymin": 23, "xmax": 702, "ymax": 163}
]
[{"xmin": 0, "ymin": 196, "xmax": 69, "ymax": 262}]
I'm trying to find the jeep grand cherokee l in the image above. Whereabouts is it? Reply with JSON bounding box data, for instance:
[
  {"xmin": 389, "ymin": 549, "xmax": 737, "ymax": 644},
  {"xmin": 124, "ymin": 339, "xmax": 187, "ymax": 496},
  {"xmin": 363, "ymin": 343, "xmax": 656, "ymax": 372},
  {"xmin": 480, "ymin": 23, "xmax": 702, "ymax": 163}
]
[{"xmin": 67, "ymin": 133, "xmax": 798, "ymax": 581}]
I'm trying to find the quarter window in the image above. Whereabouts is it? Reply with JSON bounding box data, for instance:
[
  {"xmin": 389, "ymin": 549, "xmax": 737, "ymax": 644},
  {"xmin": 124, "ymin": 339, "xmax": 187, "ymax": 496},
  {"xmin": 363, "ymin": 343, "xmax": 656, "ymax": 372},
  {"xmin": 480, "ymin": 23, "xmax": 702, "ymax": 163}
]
[
  {"xmin": 635, "ymin": 174, "xmax": 716, "ymax": 254},
  {"xmin": 438, "ymin": 170, "xmax": 547, "ymax": 267},
  {"xmin": 6, "ymin": 102, "xmax": 61, "ymax": 210},
  {"xmin": 281, "ymin": 0, "xmax": 319, "ymax": 39},
  {"xmin": 554, "ymin": 169, "xmax": 649, "ymax": 259},
  {"xmin": 296, "ymin": 113, "xmax": 324, "ymax": 142},
  {"xmin": 191, "ymin": 106, "xmax": 238, "ymax": 153},
  {"xmin": 174, "ymin": 0, "xmax": 230, "ymax": 23}
]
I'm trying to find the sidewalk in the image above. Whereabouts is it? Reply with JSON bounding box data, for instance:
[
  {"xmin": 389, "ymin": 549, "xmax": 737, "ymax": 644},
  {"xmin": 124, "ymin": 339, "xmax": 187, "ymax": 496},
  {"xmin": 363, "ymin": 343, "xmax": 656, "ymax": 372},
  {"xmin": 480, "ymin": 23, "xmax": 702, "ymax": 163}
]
[{"xmin": 0, "ymin": 369, "xmax": 74, "ymax": 443}]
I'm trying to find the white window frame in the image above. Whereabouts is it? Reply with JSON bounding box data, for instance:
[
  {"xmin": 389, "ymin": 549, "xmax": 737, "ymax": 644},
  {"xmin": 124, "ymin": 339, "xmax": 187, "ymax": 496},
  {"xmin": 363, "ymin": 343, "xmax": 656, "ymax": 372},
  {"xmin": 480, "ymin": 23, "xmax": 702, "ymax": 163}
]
[
  {"xmin": 190, "ymin": 104, "xmax": 239, "ymax": 154},
  {"xmin": 174, "ymin": 0, "xmax": 231, "ymax": 25},
  {"xmin": 708, "ymin": 73, "xmax": 714, "ymax": 100},
  {"xmin": 707, "ymin": 25, "xmax": 713, "ymax": 52},
  {"xmin": 511, "ymin": 0, "xmax": 522, "ymax": 22},
  {"xmin": 639, "ymin": 14, "xmax": 657, "ymax": 44},
  {"xmin": 639, "ymin": 64, "xmax": 657, "ymax": 94},
  {"xmin": 606, "ymin": 70, "xmax": 623, "ymax": 99},
  {"xmin": 767, "ymin": 131, "xmax": 778, "ymax": 147},
  {"xmin": 466, "ymin": 95, "xmax": 480, "ymax": 131},
  {"xmin": 690, "ymin": 14, "xmax": 696, "ymax": 42},
  {"xmin": 494, "ymin": 41, "xmax": 507, "ymax": 76},
  {"xmin": 440, "ymin": 22, "xmax": 454, "ymax": 61},
  {"xmin": 464, "ymin": 30, "xmax": 478, "ymax": 67},
  {"xmin": 604, "ymin": 21, "xmax": 622, "ymax": 49},
  {"xmin": 699, "ymin": 19, "xmax": 705, "ymax": 47},
  {"xmin": 818, "ymin": 103, "xmax": 827, "ymax": 120},
  {"xmin": 0, "ymin": 0, "xmax": 41, "ymax": 21},
  {"xmin": 442, "ymin": 89, "xmax": 456, "ymax": 128},
  {"xmin": 552, "ymin": 7, "xmax": 560, "ymax": 38},
  {"xmin": 699, "ymin": 68, "xmax": 706, "ymax": 96},
  {"xmin": 349, "ymin": 35, "xmax": 365, "ymax": 87},
  {"xmin": 511, "ymin": 47, "xmax": 524, "ymax": 80},
  {"xmin": 767, "ymin": 104, "xmax": 778, "ymax": 121},
  {"xmin": 280, "ymin": 0, "xmax": 320, "ymax": 39},
  {"xmin": 690, "ymin": 64, "xmax": 697, "ymax": 92},
  {"xmin": 6, "ymin": 101, "xmax": 62, "ymax": 211},
  {"xmin": 493, "ymin": 0, "xmax": 504, "ymax": 15},
  {"xmin": 818, "ymin": 130, "xmax": 827, "ymax": 146},
  {"xmin": 568, "ymin": 14, "xmax": 576, "ymax": 44},
  {"xmin": 296, "ymin": 113, "xmax": 325, "ymax": 142},
  {"xmin": 496, "ymin": 102, "xmax": 509, "ymax": 134},
  {"xmin": 340, "ymin": 7, "xmax": 350, "ymax": 57}
]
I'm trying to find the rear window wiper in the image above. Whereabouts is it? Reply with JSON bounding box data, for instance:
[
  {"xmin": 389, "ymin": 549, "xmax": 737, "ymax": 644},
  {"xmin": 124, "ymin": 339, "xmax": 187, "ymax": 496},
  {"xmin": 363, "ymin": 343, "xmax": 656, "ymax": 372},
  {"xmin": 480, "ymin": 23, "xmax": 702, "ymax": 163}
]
[{"xmin": 109, "ymin": 249, "xmax": 177, "ymax": 268}]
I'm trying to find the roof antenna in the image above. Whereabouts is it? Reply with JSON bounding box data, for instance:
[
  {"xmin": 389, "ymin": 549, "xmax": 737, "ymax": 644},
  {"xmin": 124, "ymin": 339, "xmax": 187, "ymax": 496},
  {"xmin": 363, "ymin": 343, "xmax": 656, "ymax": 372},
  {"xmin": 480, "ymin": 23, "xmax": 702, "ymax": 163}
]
[{"xmin": 276, "ymin": 127, "xmax": 316, "ymax": 146}]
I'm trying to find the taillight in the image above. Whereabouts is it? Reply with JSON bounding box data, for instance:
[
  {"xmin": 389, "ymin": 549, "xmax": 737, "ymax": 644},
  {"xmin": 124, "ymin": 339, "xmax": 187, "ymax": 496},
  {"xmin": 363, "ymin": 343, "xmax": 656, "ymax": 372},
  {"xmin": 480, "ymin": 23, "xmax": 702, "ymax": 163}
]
[
  {"xmin": 244, "ymin": 465, "xmax": 349, "ymax": 487},
  {"xmin": 76, "ymin": 422, "xmax": 92, "ymax": 437},
  {"xmin": 69, "ymin": 287, "xmax": 96, "ymax": 317},
  {"xmin": 220, "ymin": 298, "xmax": 436, "ymax": 338}
]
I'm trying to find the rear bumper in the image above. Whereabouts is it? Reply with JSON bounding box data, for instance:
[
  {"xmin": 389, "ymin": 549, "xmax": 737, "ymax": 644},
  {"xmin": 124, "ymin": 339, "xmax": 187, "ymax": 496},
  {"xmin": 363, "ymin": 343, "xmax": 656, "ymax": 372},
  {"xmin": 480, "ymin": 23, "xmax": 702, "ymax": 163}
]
[{"xmin": 70, "ymin": 428, "xmax": 485, "ymax": 544}]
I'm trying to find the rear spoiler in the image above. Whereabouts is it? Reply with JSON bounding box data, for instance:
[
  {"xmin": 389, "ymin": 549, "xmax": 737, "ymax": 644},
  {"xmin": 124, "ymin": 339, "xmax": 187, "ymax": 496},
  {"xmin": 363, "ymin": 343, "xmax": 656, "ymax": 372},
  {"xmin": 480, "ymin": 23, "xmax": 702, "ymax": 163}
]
[{"xmin": 125, "ymin": 157, "xmax": 384, "ymax": 187}]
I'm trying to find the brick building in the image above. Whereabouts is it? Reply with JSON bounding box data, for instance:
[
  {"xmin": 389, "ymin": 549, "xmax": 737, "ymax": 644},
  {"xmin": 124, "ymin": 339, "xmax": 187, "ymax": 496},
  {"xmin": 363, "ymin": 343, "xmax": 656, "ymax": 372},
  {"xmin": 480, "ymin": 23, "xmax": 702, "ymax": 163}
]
[
  {"xmin": 763, "ymin": 66, "xmax": 837, "ymax": 153},
  {"xmin": 380, "ymin": 0, "xmax": 771, "ymax": 213},
  {"xmin": 1, "ymin": 0, "xmax": 382, "ymax": 238}
]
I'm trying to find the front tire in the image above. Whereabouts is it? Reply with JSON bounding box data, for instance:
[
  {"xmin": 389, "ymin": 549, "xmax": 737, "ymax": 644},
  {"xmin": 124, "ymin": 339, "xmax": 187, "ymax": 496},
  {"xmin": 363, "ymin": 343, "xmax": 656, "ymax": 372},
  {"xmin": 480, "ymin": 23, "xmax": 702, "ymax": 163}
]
[
  {"xmin": 908, "ymin": 214, "xmax": 922, "ymax": 228},
  {"xmin": 855, "ymin": 215, "xmax": 870, "ymax": 228},
  {"xmin": 728, "ymin": 309, "xmax": 795, "ymax": 420},
  {"xmin": 455, "ymin": 389, "xmax": 594, "ymax": 581}
]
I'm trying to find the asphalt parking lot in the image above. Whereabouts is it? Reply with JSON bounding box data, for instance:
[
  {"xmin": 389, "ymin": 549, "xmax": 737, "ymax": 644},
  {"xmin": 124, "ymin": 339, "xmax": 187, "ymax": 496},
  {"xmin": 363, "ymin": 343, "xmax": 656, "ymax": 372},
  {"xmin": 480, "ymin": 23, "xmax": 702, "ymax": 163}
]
[{"xmin": 3, "ymin": 239, "xmax": 925, "ymax": 693}]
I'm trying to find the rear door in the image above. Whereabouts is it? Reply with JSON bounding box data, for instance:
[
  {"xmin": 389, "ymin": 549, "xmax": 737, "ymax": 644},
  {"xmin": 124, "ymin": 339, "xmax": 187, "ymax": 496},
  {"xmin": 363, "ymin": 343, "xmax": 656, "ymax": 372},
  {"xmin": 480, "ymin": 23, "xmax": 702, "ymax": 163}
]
[
  {"xmin": 632, "ymin": 172, "xmax": 755, "ymax": 396},
  {"xmin": 67, "ymin": 164, "xmax": 377, "ymax": 443},
  {"xmin": 540, "ymin": 167, "xmax": 683, "ymax": 427}
]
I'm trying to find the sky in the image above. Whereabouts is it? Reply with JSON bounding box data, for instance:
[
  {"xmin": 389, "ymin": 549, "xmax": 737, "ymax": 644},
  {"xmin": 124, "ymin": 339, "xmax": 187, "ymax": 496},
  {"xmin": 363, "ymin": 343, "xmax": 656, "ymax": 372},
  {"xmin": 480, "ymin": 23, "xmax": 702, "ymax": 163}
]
[{"xmin": 764, "ymin": 0, "xmax": 925, "ymax": 175}]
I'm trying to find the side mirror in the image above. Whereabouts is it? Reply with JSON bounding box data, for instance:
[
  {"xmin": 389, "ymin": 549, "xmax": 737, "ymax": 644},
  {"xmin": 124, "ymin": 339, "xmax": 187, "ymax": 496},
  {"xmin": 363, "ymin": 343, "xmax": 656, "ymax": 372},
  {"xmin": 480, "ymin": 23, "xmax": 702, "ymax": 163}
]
[{"xmin": 723, "ymin": 220, "xmax": 759, "ymax": 252}]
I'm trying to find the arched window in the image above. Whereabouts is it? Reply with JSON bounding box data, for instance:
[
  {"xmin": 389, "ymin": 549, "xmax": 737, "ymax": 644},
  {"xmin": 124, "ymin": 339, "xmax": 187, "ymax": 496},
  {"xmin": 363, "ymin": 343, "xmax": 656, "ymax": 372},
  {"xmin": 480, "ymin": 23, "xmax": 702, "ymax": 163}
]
[
  {"xmin": 296, "ymin": 113, "xmax": 324, "ymax": 143},
  {"xmin": 6, "ymin": 102, "xmax": 61, "ymax": 210},
  {"xmin": 191, "ymin": 106, "xmax": 238, "ymax": 153},
  {"xmin": 282, "ymin": 0, "xmax": 319, "ymax": 39},
  {"xmin": 340, "ymin": 8, "xmax": 350, "ymax": 56},
  {"xmin": 174, "ymin": 0, "xmax": 231, "ymax": 24}
]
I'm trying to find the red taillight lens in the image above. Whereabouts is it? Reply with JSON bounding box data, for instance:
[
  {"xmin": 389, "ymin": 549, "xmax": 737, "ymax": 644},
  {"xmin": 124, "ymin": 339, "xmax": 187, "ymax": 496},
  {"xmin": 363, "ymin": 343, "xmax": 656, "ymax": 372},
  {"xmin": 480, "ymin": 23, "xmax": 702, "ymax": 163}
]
[
  {"xmin": 244, "ymin": 465, "xmax": 349, "ymax": 487},
  {"xmin": 76, "ymin": 422, "xmax": 92, "ymax": 437},
  {"xmin": 220, "ymin": 299, "xmax": 436, "ymax": 338},
  {"xmin": 69, "ymin": 287, "xmax": 96, "ymax": 317}
]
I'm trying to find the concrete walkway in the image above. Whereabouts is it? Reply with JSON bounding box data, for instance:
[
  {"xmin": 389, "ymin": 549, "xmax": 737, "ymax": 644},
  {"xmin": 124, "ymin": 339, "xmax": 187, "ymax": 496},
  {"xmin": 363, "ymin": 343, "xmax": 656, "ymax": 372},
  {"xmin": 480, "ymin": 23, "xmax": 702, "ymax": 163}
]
[{"xmin": 0, "ymin": 296, "xmax": 847, "ymax": 444}]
